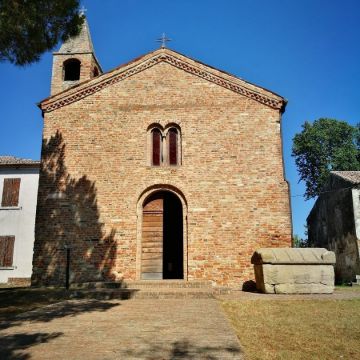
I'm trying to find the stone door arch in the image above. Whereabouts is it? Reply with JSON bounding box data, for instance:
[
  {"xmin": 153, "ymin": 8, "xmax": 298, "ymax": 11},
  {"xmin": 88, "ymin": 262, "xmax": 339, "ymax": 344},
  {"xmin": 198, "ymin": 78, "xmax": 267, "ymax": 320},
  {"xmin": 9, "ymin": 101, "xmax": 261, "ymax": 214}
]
[{"xmin": 136, "ymin": 186, "xmax": 187, "ymax": 280}]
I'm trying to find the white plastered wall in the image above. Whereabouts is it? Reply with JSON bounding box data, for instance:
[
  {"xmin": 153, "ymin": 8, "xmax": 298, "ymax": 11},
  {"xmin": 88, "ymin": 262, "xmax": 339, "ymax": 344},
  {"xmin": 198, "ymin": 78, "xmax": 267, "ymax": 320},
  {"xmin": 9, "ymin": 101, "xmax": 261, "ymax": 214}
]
[
  {"xmin": 0, "ymin": 167, "xmax": 39, "ymax": 283},
  {"xmin": 352, "ymin": 189, "xmax": 360, "ymax": 259}
]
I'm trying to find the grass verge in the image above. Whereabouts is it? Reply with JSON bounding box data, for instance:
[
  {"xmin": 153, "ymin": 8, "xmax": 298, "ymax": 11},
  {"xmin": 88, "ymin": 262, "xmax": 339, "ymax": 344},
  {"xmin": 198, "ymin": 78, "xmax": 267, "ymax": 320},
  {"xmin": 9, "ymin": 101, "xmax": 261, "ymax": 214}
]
[{"xmin": 222, "ymin": 299, "xmax": 360, "ymax": 360}]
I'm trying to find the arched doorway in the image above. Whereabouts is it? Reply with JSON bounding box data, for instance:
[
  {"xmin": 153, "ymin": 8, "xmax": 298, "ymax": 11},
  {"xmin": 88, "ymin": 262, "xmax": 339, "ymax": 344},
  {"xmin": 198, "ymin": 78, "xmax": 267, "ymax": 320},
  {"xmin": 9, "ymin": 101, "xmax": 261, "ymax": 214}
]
[{"xmin": 141, "ymin": 191, "xmax": 183, "ymax": 280}]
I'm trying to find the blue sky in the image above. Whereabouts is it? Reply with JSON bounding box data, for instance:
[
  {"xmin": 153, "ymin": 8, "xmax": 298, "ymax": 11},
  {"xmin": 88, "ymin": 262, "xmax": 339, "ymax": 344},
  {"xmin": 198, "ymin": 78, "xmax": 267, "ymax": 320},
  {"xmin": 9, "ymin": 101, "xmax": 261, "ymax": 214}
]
[{"xmin": 0, "ymin": 0, "xmax": 359, "ymax": 238}]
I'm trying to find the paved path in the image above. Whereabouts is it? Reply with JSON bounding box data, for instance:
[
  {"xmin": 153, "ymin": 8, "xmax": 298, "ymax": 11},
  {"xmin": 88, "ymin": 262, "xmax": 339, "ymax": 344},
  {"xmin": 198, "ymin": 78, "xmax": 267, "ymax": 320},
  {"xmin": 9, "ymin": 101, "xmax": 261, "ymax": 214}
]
[{"xmin": 0, "ymin": 299, "xmax": 243, "ymax": 360}]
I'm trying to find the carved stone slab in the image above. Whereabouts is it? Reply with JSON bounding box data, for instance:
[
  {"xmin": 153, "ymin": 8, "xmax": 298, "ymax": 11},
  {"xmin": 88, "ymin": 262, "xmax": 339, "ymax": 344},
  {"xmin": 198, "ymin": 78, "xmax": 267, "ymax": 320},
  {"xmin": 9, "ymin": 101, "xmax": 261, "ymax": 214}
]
[{"xmin": 251, "ymin": 248, "xmax": 336, "ymax": 294}]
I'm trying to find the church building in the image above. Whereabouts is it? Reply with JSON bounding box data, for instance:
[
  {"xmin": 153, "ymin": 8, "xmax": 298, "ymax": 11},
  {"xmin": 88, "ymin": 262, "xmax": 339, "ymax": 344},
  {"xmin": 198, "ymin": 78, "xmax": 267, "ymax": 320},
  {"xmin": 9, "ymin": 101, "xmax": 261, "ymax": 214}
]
[{"xmin": 32, "ymin": 18, "xmax": 292, "ymax": 288}]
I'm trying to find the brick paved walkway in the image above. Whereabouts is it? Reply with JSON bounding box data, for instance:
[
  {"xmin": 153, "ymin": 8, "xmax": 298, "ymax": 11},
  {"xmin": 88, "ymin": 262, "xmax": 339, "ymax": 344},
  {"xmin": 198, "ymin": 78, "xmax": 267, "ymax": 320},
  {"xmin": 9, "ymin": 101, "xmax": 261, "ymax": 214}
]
[{"xmin": 0, "ymin": 299, "xmax": 243, "ymax": 360}]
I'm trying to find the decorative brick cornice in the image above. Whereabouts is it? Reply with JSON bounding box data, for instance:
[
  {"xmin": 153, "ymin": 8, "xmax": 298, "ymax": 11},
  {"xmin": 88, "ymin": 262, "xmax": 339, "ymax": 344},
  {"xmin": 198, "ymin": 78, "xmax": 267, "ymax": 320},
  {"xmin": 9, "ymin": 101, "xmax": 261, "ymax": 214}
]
[{"xmin": 40, "ymin": 49, "xmax": 285, "ymax": 113}]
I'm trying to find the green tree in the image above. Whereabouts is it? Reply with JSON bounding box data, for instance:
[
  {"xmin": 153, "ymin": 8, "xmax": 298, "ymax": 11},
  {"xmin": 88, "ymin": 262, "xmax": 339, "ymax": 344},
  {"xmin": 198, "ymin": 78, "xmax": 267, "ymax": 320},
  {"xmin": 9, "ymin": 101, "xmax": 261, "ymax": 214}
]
[
  {"xmin": 292, "ymin": 118, "xmax": 360, "ymax": 199},
  {"xmin": 0, "ymin": 0, "xmax": 83, "ymax": 66},
  {"xmin": 293, "ymin": 234, "xmax": 309, "ymax": 248}
]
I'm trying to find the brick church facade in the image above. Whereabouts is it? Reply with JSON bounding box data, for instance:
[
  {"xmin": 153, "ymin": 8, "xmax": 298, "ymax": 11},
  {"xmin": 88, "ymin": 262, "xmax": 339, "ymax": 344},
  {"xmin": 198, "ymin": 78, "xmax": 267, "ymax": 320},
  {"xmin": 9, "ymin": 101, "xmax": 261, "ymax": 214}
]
[{"xmin": 32, "ymin": 18, "xmax": 292, "ymax": 288}]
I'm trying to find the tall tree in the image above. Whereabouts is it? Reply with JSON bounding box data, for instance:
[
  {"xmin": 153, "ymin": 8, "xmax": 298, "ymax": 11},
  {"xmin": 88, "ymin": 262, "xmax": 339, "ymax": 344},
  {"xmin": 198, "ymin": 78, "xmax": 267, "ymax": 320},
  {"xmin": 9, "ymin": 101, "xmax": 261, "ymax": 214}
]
[
  {"xmin": 292, "ymin": 118, "xmax": 360, "ymax": 199},
  {"xmin": 0, "ymin": 0, "xmax": 83, "ymax": 66},
  {"xmin": 293, "ymin": 234, "xmax": 309, "ymax": 248}
]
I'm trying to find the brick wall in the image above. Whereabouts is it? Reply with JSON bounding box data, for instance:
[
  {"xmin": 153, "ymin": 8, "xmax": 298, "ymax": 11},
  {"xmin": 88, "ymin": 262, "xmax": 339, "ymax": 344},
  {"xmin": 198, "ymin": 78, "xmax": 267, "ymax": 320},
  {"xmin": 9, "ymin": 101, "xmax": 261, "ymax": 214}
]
[{"xmin": 32, "ymin": 55, "xmax": 291, "ymax": 288}]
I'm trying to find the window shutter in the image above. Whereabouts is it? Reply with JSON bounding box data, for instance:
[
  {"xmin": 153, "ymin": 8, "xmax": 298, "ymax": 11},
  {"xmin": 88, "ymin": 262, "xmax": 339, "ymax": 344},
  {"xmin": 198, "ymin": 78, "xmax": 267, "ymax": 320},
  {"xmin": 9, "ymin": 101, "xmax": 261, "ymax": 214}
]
[
  {"xmin": 152, "ymin": 129, "xmax": 161, "ymax": 166},
  {"xmin": 1, "ymin": 178, "xmax": 21, "ymax": 207},
  {"xmin": 169, "ymin": 129, "xmax": 178, "ymax": 165},
  {"xmin": 0, "ymin": 236, "xmax": 15, "ymax": 267}
]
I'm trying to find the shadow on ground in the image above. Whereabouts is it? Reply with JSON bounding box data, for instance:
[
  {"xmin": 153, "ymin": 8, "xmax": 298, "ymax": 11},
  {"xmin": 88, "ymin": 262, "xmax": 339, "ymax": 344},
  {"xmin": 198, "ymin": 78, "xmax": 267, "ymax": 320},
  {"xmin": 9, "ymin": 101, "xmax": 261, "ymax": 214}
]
[
  {"xmin": 0, "ymin": 332, "xmax": 63, "ymax": 360},
  {"xmin": 0, "ymin": 298, "xmax": 120, "ymax": 331},
  {"xmin": 0, "ymin": 299, "xmax": 121, "ymax": 359},
  {"xmin": 120, "ymin": 339, "xmax": 242, "ymax": 360},
  {"xmin": 241, "ymin": 280, "xmax": 257, "ymax": 292}
]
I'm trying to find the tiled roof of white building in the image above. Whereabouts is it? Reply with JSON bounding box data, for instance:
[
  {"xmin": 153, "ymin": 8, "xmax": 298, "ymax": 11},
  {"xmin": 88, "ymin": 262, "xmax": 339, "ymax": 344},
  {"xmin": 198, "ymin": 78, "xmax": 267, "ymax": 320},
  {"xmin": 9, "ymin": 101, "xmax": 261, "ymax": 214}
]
[
  {"xmin": 0, "ymin": 156, "xmax": 40, "ymax": 166},
  {"xmin": 331, "ymin": 171, "xmax": 360, "ymax": 185}
]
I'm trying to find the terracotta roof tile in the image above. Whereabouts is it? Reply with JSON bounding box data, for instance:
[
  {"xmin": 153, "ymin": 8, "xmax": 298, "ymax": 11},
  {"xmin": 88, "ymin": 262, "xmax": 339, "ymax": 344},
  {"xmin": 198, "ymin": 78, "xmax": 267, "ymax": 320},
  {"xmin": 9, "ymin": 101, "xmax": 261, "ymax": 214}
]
[
  {"xmin": 0, "ymin": 156, "xmax": 40, "ymax": 166},
  {"xmin": 39, "ymin": 48, "xmax": 286, "ymax": 113},
  {"xmin": 331, "ymin": 171, "xmax": 360, "ymax": 185}
]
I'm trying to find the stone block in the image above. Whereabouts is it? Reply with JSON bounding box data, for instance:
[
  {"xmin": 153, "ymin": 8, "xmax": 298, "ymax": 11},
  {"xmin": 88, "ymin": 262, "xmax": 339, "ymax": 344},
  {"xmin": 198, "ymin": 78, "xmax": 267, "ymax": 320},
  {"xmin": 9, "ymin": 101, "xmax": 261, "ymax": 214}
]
[
  {"xmin": 252, "ymin": 248, "xmax": 336, "ymax": 294},
  {"xmin": 275, "ymin": 283, "xmax": 334, "ymax": 294},
  {"xmin": 355, "ymin": 275, "xmax": 360, "ymax": 285},
  {"xmin": 251, "ymin": 247, "xmax": 336, "ymax": 265}
]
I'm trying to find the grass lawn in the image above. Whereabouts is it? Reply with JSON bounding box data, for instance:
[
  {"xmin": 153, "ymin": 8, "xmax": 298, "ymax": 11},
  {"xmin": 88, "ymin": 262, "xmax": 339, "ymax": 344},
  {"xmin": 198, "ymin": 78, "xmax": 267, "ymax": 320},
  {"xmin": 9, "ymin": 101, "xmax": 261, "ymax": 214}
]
[
  {"xmin": 335, "ymin": 285, "xmax": 360, "ymax": 291},
  {"xmin": 222, "ymin": 297, "xmax": 360, "ymax": 360}
]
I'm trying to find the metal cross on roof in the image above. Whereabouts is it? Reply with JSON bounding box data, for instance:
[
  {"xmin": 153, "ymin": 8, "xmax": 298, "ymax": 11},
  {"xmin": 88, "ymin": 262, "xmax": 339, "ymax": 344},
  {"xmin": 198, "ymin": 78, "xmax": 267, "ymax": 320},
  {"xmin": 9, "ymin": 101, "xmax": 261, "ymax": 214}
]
[
  {"xmin": 156, "ymin": 33, "xmax": 171, "ymax": 48},
  {"xmin": 79, "ymin": 5, "xmax": 87, "ymax": 16}
]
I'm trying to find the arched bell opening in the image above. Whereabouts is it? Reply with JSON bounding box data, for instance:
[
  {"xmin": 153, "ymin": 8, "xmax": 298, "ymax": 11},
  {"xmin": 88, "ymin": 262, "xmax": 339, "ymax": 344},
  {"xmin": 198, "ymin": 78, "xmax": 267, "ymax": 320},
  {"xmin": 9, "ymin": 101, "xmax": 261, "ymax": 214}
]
[{"xmin": 63, "ymin": 58, "xmax": 81, "ymax": 81}]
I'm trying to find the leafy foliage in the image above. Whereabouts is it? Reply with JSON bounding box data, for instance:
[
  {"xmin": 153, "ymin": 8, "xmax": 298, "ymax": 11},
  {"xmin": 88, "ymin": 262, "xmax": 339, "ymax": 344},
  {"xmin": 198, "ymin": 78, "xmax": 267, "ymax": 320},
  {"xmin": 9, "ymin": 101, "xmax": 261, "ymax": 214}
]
[
  {"xmin": 0, "ymin": 0, "xmax": 83, "ymax": 66},
  {"xmin": 292, "ymin": 118, "xmax": 360, "ymax": 199},
  {"xmin": 293, "ymin": 234, "xmax": 309, "ymax": 248}
]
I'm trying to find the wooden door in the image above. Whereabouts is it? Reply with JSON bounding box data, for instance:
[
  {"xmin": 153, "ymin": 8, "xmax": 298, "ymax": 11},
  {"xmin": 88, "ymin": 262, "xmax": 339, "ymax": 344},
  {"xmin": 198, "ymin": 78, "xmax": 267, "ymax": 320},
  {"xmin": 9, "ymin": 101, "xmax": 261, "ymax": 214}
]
[{"xmin": 141, "ymin": 194, "xmax": 164, "ymax": 279}]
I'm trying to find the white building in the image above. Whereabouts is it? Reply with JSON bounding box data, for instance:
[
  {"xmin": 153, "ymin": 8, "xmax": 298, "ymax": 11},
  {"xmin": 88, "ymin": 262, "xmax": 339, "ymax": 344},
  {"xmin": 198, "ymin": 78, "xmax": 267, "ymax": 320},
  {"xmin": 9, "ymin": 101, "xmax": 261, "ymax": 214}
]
[{"xmin": 0, "ymin": 156, "xmax": 39, "ymax": 284}]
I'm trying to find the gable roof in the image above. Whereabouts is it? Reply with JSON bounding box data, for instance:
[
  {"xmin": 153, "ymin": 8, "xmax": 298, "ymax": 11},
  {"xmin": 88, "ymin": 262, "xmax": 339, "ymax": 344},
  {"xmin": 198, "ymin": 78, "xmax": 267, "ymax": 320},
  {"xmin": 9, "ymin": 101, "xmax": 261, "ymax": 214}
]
[
  {"xmin": 331, "ymin": 171, "xmax": 360, "ymax": 185},
  {"xmin": 39, "ymin": 48, "xmax": 287, "ymax": 113},
  {"xmin": 0, "ymin": 156, "xmax": 40, "ymax": 167}
]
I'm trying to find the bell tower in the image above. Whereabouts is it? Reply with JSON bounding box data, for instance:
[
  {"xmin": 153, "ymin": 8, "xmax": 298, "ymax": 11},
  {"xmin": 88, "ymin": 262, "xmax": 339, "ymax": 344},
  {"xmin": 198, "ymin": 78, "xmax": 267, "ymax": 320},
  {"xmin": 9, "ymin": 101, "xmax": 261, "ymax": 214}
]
[{"xmin": 50, "ymin": 16, "xmax": 102, "ymax": 95}]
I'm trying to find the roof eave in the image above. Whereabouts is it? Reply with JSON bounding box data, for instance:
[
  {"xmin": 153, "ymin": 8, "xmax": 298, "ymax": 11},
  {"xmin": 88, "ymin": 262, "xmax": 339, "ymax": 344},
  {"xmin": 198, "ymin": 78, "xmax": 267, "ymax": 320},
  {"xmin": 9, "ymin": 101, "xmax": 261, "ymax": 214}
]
[
  {"xmin": 330, "ymin": 171, "xmax": 360, "ymax": 186},
  {"xmin": 39, "ymin": 48, "xmax": 286, "ymax": 113},
  {"xmin": 0, "ymin": 163, "xmax": 40, "ymax": 168}
]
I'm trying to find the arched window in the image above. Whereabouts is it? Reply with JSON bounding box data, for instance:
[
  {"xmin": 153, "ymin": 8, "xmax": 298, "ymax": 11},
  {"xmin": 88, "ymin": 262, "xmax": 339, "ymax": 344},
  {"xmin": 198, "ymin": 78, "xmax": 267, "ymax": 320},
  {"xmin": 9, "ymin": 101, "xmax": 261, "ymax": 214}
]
[
  {"xmin": 147, "ymin": 124, "xmax": 181, "ymax": 166},
  {"xmin": 168, "ymin": 128, "xmax": 178, "ymax": 165},
  {"xmin": 63, "ymin": 59, "xmax": 81, "ymax": 81},
  {"xmin": 93, "ymin": 66, "xmax": 99, "ymax": 77},
  {"xmin": 152, "ymin": 128, "xmax": 162, "ymax": 166}
]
